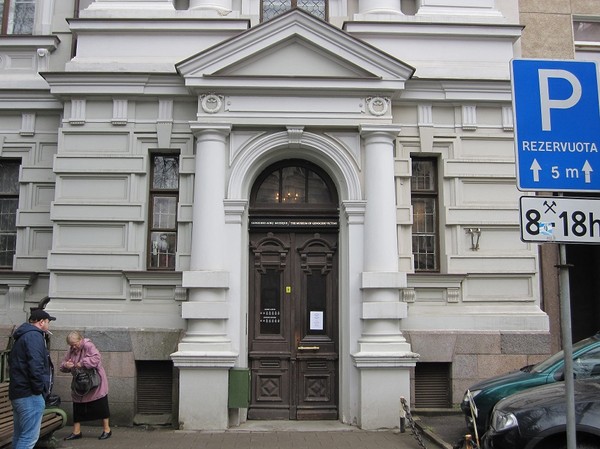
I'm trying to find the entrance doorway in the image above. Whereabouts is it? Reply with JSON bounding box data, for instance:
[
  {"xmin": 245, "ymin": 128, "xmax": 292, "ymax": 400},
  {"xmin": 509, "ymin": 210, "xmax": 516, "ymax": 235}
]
[{"xmin": 247, "ymin": 160, "xmax": 339, "ymax": 420}]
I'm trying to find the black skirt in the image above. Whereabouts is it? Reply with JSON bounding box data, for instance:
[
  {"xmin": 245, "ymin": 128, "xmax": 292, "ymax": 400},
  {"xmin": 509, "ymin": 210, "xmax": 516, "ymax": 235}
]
[{"xmin": 73, "ymin": 395, "xmax": 110, "ymax": 422}]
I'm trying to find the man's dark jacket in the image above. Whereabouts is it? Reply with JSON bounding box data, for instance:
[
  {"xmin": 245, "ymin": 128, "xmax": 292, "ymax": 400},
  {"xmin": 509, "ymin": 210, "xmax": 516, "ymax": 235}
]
[{"xmin": 8, "ymin": 323, "xmax": 50, "ymax": 400}]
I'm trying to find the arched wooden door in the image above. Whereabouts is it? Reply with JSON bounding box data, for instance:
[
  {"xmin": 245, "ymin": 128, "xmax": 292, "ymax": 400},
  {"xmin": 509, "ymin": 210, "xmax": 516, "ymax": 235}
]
[{"xmin": 247, "ymin": 160, "xmax": 339, "ymax": 420}]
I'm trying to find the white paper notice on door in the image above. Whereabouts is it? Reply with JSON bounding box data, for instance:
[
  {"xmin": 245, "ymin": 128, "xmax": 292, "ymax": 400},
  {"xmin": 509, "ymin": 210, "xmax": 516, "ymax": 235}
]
[{"xmin": 310, "ymin": 311, "xmax": 324, "ymax": 331}]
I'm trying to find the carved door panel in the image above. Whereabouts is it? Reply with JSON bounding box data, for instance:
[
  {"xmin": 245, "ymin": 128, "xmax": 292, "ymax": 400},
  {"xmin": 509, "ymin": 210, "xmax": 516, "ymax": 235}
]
[{"xmin": 248, "ymin": 231, "xmax": 338, "ymax": 420}]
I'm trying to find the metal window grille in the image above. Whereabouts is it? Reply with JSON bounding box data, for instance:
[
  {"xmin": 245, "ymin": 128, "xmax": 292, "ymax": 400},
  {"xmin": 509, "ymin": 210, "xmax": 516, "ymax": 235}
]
[
  {"xmin": 414, "ymin": 362, "xmax": 451, "ymax": 408},
  {"xmin": 261, "ymin": 0, "xmax": 326, "ymax": 22},
  {"xmin": 136, "ymin": 361, "xmax": 174, "ymax": 415}
]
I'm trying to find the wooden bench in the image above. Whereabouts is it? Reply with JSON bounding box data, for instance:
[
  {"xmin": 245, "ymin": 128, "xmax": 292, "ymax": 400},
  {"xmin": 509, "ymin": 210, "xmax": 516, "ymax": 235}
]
[{"xmin": 0, "ymin": 382, "xmax": 66, "ymax": 448}]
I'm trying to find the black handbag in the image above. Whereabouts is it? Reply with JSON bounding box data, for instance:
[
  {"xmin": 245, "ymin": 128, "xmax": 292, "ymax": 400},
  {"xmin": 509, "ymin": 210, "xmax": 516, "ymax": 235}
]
[
  {"xmin": 71, "ymin": 367, "xmax": 100, "ymax": 397},
  {"xmin": 45, "ymin": 393, "xmax": 61, "ymax": 408}
]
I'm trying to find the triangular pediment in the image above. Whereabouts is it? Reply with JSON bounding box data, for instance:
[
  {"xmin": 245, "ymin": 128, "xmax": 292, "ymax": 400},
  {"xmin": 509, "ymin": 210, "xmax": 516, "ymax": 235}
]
[
  {"xmin": 177, "ymin": 9, "xmax": 414, "ymax": 90},
  {"xmin": 215, "ymin": 36, "xmax": 374, "ymax": 78}
]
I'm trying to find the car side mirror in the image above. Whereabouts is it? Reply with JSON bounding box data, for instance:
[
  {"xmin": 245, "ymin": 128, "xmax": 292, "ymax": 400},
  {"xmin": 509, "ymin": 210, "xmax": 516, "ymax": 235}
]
[{"xmin": 554, "ymin": 370, "xmax": 565, "ymax": 381}]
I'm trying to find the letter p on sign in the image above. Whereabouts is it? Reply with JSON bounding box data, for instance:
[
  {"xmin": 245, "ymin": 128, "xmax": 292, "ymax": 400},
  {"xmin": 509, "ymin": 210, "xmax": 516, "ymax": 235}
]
[
  {"xmin": 511, "ymin": 59, "xmax": 600, "ymax": 192},
  {"xmin": 539, "ymin": 69, "xmax": 583, "ymax": 131}
]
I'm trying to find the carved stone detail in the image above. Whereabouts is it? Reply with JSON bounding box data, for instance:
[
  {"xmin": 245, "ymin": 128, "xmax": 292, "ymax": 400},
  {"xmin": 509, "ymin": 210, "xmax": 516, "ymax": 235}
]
[
  {"xmin": 366, "ymin": 96, "xmax": 390, "ymax": 116},
  {"xmin": 200, "ymin": 94, "xmax": 224, "ymax": 114}
]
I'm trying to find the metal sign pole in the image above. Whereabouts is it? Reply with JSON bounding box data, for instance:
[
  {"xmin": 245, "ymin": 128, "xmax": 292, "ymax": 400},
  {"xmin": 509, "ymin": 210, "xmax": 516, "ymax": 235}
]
[{"xmin": 558, "ymin": 243, "xmax": 576, "ymax": 449}]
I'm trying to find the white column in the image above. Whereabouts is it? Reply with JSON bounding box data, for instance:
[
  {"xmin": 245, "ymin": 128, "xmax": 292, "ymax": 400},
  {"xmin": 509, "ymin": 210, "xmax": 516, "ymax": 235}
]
[
  {"xmin": 353, "ymin": 125, "xmax": 418, "ymax": 430},
  {"xmin": 360, "ymin": 125, "xmax": 407, "ymax": 330},
  {"xmin": 356, "ymin": 0, "xmax": 403, "ymax": 17},
  {"xmin": 416, "ymin": 0, "xmax": 503, "ymax": 19},
  {"xmin": 79, "ymin": 0, "xmax": 175, "ymax": 18},
  {"xmin": 81, "ymin": 0, "xmax": 175, "ymax": 11},
  {"xmin": 171, "ymin": 123, "xmax": 236, "ymax": 431},
  {"xmin": 189, "ymin": 0, "xmax": 234, "ymax": 15}
]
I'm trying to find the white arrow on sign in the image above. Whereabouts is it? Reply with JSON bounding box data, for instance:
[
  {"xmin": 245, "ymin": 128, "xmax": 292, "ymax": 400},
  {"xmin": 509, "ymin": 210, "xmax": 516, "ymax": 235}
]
[
  {"xmin": 530, "ymin": 159, "xmax": 542, "ymax": 182},
  {"xmin": 583, "ymin": 160, "xmax": 593, "ymax": 183}
]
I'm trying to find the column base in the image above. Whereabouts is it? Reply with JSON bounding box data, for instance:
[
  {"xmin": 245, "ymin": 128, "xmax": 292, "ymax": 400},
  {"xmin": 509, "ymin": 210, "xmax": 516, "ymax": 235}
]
[
  {"xmin": 171, "ymin": 351, "xmax": 237, "ymax": 430},
  {"xmin": 352, "ymin": 351, "xmax": 419, "ymax": 430}
]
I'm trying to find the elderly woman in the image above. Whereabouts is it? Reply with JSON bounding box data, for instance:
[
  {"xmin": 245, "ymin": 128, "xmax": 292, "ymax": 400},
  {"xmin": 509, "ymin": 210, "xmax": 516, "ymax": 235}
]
[{"xmin": 59, "ymin": 331, "xmax": 111, "ymax": 440}]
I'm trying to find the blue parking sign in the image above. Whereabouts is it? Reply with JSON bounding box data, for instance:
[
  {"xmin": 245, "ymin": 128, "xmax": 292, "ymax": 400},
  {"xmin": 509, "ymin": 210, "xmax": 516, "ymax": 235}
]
[{"xmin": 511, "ymin": 59, "xmax": 600, "ymax": 192}]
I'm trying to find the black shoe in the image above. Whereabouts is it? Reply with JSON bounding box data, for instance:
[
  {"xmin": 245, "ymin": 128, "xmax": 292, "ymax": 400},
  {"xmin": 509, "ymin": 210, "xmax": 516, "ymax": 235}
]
[
  {"xmin": 98, "ymin": 431, "xmax": 112, "ymax": 440},
  {"xmin": 64, "ymin": 433, "xmax": 83, "ymax": 440}
]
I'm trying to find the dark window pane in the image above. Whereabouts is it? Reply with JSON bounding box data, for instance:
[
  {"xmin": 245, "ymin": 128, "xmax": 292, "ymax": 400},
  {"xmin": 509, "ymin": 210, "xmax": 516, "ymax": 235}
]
[
  {"xmin": 148, "ymin": 154, "xmax": 179, "ymax": 271},
  {"xmin": 149, "ymin": 232, "xmax": 176, "ymax": 269},
  {"xmin": 574, "ymin": 21, "xmax": 600, "ymax": 42},
  {"xmin": 262, "ymin": 0, "xmax": 291, "ymax": 21},
  {"xmin": 298, "ymin": 0, "xmax": 325, "ymax": 20},
  {"xmin": 281, "ymin": 167, "xmax": 306, "ymax": 203},
  {"xmin": 8, "ymin": 0, "xmax": 34, "ymax": 34},
  {"xmin": 262, "ymin": 0, "xmax": 325, "ymax": 21},
  {"xmin": 260, "ymin": 269, "xmax": 281, "ymax": 335},
  {"xmin": 0, "ymin": 163, "xmax": 19, "ymax": 195},
  {"xmin": 0, "ymin": 233, "xmax": 16, "ymax": 267},
  {"xmin": 255, "ymin": 172, "xmax": 280, "ymax": 203},
  {"xmin": 413, "ymin": 235, "xmax": 436, "ymax": 271},
  {"xmin": 411, "ymin": 158, "xmax": 438, "ymax": 272},
  {"xmin": 307, "ymin": 171, "xmax": 331, "ymax": 203},
  {"xmin": 152, "ymin": 197, "xmax": 177, "ymax": 229},
  {"xmin": 413, "ymin": 198, "xmax": 436, "ymax": 233},
  {"xmin": 152, "ymin": 156, "xmax": 179, "ymax": 190},
  {"xmin": 307, "ymin": 270, "xmax": 326, "ymax": 335},
  {"xmin": 0, "ymin": 161, "xmax": 18, "ymax": 269},
  {"xmin": 412, "ymin": 160, "xmax": 435, "ymax": 191}
]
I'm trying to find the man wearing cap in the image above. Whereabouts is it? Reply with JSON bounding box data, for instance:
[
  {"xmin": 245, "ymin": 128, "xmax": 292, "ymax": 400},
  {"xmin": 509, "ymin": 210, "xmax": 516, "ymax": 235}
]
[{"xmin": 9, "ymin": 309, "xmax": 56, "ymax": 449}]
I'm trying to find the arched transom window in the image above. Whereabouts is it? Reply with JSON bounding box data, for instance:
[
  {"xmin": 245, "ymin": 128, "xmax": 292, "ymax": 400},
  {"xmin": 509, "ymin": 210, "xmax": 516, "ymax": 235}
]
[{"xmin": 251, "ymin": 160, "xmax": 338, "ymax": 212}]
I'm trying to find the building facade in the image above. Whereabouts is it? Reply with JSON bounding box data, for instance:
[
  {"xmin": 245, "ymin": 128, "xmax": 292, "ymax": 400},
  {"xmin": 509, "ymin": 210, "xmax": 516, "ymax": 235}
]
[{"xmin": 0, "ymin": 0, "xmax": 558, "ymax": 430}]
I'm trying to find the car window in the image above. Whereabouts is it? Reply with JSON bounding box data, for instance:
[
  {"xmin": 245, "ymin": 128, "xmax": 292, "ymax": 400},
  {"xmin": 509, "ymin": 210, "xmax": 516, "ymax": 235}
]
[
  {"xmin": 532, "ymin": 336, "xmax": 599, "ymax": 373},
  {"xmin": 574, "ymin": 346, "xmax": 600, "ymax": 378}
]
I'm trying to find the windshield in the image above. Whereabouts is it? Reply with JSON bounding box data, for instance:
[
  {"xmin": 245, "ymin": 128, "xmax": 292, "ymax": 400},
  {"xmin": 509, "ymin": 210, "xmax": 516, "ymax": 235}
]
[{"xmin": 532, "ymin": 335, "xmax": 598, "ymax": 373}]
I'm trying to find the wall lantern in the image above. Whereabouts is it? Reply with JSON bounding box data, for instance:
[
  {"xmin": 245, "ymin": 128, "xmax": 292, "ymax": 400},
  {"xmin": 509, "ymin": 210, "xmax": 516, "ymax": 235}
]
[{"xmin": 466, "ymin": 228, "xmax": 481, "ymax": 251}]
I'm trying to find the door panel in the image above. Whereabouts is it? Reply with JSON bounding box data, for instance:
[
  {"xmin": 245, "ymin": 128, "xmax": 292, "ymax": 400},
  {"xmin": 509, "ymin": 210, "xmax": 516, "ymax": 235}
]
[{"xmin": 248, "ymin": 231, "xmax": 338, "ymax": 420}]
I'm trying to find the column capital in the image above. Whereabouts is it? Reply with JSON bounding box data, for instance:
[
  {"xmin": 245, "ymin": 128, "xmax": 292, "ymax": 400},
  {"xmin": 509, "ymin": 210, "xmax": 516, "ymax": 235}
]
[
  {"xmin": 359, "ymin": 124, "xmax": 402, "ymax": 140},
  {"xmin": 190, "ymin": 122, "xmax": 232, "ymax": 138}
]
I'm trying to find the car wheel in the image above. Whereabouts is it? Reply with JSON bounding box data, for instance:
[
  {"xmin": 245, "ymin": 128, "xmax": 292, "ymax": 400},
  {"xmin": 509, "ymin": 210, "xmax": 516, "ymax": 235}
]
[
  {"xmin": 577, "ymin": 443, "xmax": 600, "ymax": 449},
  {"xmin": 554, "ymin": 441, "xmax": 600, "ymax": 449}
]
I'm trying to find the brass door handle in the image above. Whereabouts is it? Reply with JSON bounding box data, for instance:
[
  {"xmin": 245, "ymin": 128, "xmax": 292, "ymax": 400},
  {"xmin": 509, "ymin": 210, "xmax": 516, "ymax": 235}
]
[{"xmin": 297, "ymin": 346, "xmax": 320, "ymax": 350}]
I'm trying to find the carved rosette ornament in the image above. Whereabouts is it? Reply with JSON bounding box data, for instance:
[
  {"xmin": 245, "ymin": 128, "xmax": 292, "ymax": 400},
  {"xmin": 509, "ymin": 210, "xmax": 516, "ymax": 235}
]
[
  {"xmin": 200, "ymin": 94, "xmax": 224, "ymax": 114},
  {"xmin": 366, "ymin": 96, "xmax": 390, "ymax": 116}
]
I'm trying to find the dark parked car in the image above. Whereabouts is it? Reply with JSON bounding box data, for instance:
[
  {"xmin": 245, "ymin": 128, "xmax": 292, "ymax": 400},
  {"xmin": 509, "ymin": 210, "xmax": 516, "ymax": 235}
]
[
  {"xmin": 461, "ymin": 331, "xmax": 600, "ymax": 436},
  {"xmin": 481, "ymin": 377, "xmax": 600, "ymax": 449}
]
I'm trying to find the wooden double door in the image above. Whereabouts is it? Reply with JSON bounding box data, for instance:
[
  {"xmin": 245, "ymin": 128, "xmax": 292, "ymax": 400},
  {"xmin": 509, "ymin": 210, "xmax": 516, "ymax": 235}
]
[{"xmin": 248, "ymin": 230, "xmax": 338, "ymax": 420}]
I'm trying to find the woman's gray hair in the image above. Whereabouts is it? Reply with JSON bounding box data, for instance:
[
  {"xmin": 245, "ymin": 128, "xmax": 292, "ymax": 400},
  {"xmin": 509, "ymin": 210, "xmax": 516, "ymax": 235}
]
[{"xmin": 66, "ymin": 330, "xmax": 84, "ymax": 345}]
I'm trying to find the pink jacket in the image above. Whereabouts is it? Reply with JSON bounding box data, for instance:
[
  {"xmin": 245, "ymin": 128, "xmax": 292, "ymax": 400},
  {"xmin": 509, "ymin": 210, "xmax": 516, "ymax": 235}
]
[{"xmin": 59, "ymin": 338, "xmax": 109, "ymax": 403}]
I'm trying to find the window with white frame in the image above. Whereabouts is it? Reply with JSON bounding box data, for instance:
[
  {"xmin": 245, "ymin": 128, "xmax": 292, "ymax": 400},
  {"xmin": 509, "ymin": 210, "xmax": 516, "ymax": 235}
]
[
  {"xmin": 574, "ymin": 20, "xmax": 600, "ymax": 63},
  {"xmin": 0, "ymin": 0, "xmax": 34, "ymax": 34},
  {"xmin": 0, "ymin": 160, "xmax": 19, "ymax": 269},
  {"xmin": 574, "ymin": 20, "xmax": 600, "ymax": 42},
  {"xmin": 148, "ymin": 154, "xmax": 179, "ymax": 270},
  {"xmin": 261, "ymin": 0, "xmax": 327, "ymax": 22},
  {"xmin": 411, "ymin": 157, "xmax": 439, "ymax": 272}
]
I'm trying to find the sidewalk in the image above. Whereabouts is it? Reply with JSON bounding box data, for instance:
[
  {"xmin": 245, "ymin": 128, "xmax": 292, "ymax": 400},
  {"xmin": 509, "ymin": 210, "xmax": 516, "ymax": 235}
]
[{"xmin": 51, "ymin": 412, "xmax": 468, "ymax": 449}]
